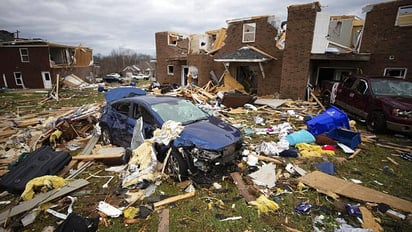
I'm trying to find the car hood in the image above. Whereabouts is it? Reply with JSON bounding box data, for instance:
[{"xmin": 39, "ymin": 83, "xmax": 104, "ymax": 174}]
[
  {"xmin": 173, "ymin": 117, "xmax": 242, "ymax": 150},
  {"xmin": 104, "ymin": 87, "xmax": 146, "ymax": 103},
  {"xmin": 378, "ymin": 96, "xmax": 412, "ymax": 109}
]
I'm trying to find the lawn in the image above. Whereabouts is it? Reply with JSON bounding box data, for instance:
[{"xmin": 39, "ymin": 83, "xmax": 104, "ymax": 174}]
[{"xmin": 0, "ymin": 84, "xmax": 411, "ymax": 231}]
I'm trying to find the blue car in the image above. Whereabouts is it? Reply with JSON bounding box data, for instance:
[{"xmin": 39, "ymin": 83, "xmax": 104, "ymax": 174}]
[{"xmin": 99, "ymin": 90, "xmax": 243, "ymax": 181}]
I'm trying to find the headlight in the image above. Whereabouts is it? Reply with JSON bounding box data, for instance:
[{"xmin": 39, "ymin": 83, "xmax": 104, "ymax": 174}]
[
  {"xmin": 191, "ymin": 148, "xmax": 221, "ymax": 161},
  {"xmin": 392, "ymin": 109, "xmax": 412, "ymax": 119}
]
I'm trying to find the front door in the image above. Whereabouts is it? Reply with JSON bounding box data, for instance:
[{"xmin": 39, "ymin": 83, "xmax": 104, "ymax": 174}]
[
  {"xmin": 41, "ymin": 71, "xmax": 52, "ymax": 89},
  {"xmin": 181, "ymin": 66, "xmax": 189, "ymax": 86}
]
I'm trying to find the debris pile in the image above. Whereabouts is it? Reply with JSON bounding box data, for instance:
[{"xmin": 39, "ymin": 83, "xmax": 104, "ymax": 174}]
[{"xmin": 0, "ymin": 83, "xmax": 410, "ymax": 231}]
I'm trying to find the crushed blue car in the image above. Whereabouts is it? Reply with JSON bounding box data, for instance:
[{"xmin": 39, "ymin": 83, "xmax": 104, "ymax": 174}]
[{"xmin": 99, "ymin": 88, "xmax": 243, "ymax": 181}]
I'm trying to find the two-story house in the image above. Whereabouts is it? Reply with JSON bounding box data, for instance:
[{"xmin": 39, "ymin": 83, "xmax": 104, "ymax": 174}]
[
  {"xmin": 0, "ymin": 38, "xmax": 93, "ymax": 89},
  {"xmin": 156, "ymin": 0, "xmax": 412, "ymax": 100}
]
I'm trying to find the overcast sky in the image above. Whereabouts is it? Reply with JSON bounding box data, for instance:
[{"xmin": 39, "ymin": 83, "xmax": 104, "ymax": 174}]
[{"xmin": 1, "ymin": 0, "xmax": 391, "ymax": 57}]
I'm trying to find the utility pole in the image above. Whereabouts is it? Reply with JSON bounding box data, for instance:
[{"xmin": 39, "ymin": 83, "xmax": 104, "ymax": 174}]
[{"xmin": 14, "ymin": 30, "xmax": 20, "ymax": 39}]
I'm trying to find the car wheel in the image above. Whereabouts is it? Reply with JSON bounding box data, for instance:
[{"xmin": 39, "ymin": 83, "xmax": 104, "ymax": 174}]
[
  {"xmin": 166, "ymin": 150, "xmax": 188, "ymax": 182},
  {"xmin": 366, "ymin": 111, "xmax": 386, "ymax": 133},
  {"xmin": 101, "ymin": 126, "xmax": 112, "ymax": 145}
]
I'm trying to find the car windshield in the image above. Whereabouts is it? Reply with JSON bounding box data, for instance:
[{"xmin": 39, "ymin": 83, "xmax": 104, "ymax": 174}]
[
  {"xmin": 370, "ymin": 79, "xmax": 412, "ymax": 97},
  {"xmin": 151, "ymin": 99, "xmax": 209, "ymax": 124}
]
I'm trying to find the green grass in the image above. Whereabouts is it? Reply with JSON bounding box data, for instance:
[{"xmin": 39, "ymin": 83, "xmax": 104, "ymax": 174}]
[{"xmin": 0, "ymin": 87, "xmax": 411, "ymax": 231}]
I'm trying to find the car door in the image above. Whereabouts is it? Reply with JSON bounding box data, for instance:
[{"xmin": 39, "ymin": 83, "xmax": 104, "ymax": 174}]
[
  {"xmin": 112, "ymin": 101, "xmax": 132, "ymax": 147},
  {"xmin": 131, "ymin": 103, "xmax": 159, "ymax": 139},
  {"xmin": 335, "ymin": 76, "xmax": 357, "ymax": 111},
  {"xmin": 348, "ymin": 78, "xmax": 369, "ymax": 119}
]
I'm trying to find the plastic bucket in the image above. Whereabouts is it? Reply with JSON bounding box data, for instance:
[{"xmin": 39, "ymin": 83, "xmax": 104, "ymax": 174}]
[{"xmin": 306, "ymin": 106, "xmax": 350, "ymax": 136}]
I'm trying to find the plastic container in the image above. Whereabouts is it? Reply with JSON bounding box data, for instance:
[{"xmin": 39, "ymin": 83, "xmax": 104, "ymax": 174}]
[
  {"xmin": 306, "ymin": 106, "xmax": 350, "ymax": 136},
  {"xmin": 326, "ymin": 128, "xmax": 361, "ymax": 150}
]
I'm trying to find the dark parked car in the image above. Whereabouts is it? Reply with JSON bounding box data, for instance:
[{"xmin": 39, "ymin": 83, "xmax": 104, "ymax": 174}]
[
  {"xmin": 321, "ymin": 75, "xmax": 412, "ymax": 134},
  {"xmin": 99, "ymin": 92, "xmax": 243, "ymax": 181}
]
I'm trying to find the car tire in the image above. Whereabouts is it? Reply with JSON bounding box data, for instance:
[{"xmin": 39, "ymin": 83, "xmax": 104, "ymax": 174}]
[
  {"xmin": 366, "ymin": 111, "xmax": 386, "ymax": 133},
  {"xmin": 101, "ymin": 126, "xmax": 112, "ymax": 145},
  {"xmin": 166, "ymin": 150, "xmax": 188, "ymax": 182}
]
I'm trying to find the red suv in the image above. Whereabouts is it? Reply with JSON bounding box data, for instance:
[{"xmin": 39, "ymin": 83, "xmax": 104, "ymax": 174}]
[{"xmin": 322, "ymin": 75, "xmax": 412, "ymax": 134}]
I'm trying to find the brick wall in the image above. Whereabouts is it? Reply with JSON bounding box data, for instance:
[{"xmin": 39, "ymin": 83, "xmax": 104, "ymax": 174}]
[
  {"xmin": 214, "ymin": 16, "xmax": 283, "ymax": 96},
  {"xmin": 155, "ymin": 32, "xmax": 188, "ymax": 85},
  {"xmin": 360, "ymin": 0, "xmax": 412, "ymax": 80},
  {"xmin": 280, "ymin": 2, "xmax": 321, "ymax": 100}
]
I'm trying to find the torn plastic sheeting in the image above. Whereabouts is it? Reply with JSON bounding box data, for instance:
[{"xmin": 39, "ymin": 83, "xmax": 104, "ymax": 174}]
[
  {"xmin": 255, "ymin": 139, "xmax": 289, "ymax": 156},
  {"xmin": 104, "ymin": 87, "xmax": 146, "ymax": 103},
  {"xmin": 248, "ymin": 195, "xmax": 279, "ymax": 216},
  {"xmin": 316, "ymin": 162, "xmax": 335, "ymax": 175},
  {"xmin": 131, "ymin": 117, "xmax": 144, "ymax": 150},
  {"xmin": 313, "ymin": 215, "xmax": 372, "ymax": 232},
  {"xmin": 46, "ymin": 196, "xmax": 77, "ymax": 220},
  {"xmin": 21, "ymin": 175, "xmax": 66, "ymax": 201},
  {"xmin": 97, "ymin": 201, "xmax": 123, "ymax": 218},
  {"xmin": 248, "ymin": 163, "xmax": 277, "ymax": 188}
]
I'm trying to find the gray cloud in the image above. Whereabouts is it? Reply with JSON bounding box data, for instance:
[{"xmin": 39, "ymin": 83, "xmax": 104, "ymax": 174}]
[{"xmin": 0, "ymin": 0, "xmax": 389, "ymax": 56}]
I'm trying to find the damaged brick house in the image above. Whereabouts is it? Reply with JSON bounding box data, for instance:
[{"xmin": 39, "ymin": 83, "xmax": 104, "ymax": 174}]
[
  {"xmin": 0, "ymin": 37, "xmax": 94, "ymax": 89},
  {"xmin": 155, "ymin": 15, "xmax": 283, "ymax": 96},
  {"xmin": 155, "ymin": 0, "xmax": 412, "ymax": 100}
]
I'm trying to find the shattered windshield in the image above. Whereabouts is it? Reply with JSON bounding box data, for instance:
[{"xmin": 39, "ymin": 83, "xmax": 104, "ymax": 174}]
[
  {"xmin": 151, "ymin": 99, "xmax": 209, "ymax": 124},
  {"xmin": 370, "ymin": 79, "xmax": 412, "ymax": 97}
]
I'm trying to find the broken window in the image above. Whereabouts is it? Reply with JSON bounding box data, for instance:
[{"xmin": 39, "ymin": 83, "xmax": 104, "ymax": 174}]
[
  {"xmin": 242, "ymin": 23, "xmax": 256, "ymax": 43},
  {"xmin": 19, "ymin": 48, "xmax": 29, "ymax": 63},
  {"xmin": 395, "ymin": 5, "xmax": 412, "ymax": 27},
  {"xmin": 115, "ymin": 102, "xmax": 130, "ymax": 116},
  {"xmin": 14, "ymin": 72, "xmax": 24, "ymax": 86},
  {"xmin": 167, "ymin": 65, "xmax": 174, "ymax": 75},
  {"xmin": 168, "ymin": 33, "xmax": 179, "ymax": 46},
  {"xmin": 384, "ymin": 68, "xmax": 407, "ymax": 79}
]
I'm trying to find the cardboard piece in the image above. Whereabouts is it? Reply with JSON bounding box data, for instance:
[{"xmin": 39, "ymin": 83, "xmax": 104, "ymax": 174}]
[{"xmin": 299, "ymin": 171, "xmax": 412, "ymax": 213}]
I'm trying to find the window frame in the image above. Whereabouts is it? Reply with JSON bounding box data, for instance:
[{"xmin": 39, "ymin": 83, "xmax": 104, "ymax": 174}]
[
  {"xmin": 242, "ymin": 23, "xmax": 256, "ymax": 43},
  {"xmin": 19, "ymin": 48, "xmax": 29, "ymax": 63},
  {"xmin": 395, "ymin": 5, "xmax": 412, "ymax": 27},
  {"xmin": 383, "ymin": 67, "xmax": 407, "ymax": 79},
  {"xmin": 13, "ymin": 72, "xmax": 24, "ymax": 86},
  {"xmin": 167, "ymin": 65, "xmax": 174, "ymax": 76},
  {"xmin": 168, "ymin": 33, "xmax": 178, "ymax": 46}
]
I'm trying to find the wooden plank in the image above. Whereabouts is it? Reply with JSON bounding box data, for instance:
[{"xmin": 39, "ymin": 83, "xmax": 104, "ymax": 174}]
[
  {"xmin": 251, "ymin": 154, "xmax": 285, "ymax": 166},
  {"xmin": 72, "ymin": 153, "xmax": 123, "ymax": 160},
  {"xmin": 0, "ymin": 130, "xmax": 16, "ymax": 139},
  {"xmin": 157, "ymin": 208, "xmax": 170, "ymax": 232},
  {"xmin": 230, "ymin": 172, "xmax": 256, "ymax": 203},
  {"xmin": 153, "ymin": 191, "xmax": 195, "ymax": 208},
  {"xmin": 0, "ymin": 179, "xmax": 89, "ymax": 224},
  {"xmin": 299, "ymin": 171, "xmax": 412, "ymax": 213}
]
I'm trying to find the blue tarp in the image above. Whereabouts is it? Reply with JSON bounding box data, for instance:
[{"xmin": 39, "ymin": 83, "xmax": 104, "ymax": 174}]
[{"xmin": 104, "ymin": 87, "xmax": 146, "ymax": 103}]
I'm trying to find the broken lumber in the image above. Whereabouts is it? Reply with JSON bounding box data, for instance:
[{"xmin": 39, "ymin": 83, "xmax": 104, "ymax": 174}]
[
  {"xmin": 72, "ymin": 153, "xmax": 123, "ymax": 160},
  {"xmin": 153, "ymin": 191, "xmax": 195, "ymax": 208},
  {"xmin": 310, "ymin": 92, "xmax": 326, "ymax": 111},
  {"xmin": 0, "ymin": 179, "xmax": 89, "ymax": 224},
  {"xmin": 157, "ymin": 208, "xmax": 170, "ymax": 232},
  {"xmin": 299, "ymin": 171, "xmax": 412, "ymax": 213},
  {"xmin": 348, "ymin": 148, "xmax": 362, "ymax": 160},
  {"xmin": 230, "ymin": 172, "xmax": 257, "ymax": 202},
  {"xmin": 251, "ymin": 154, "xmax": 285, "ymax": 165}
]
